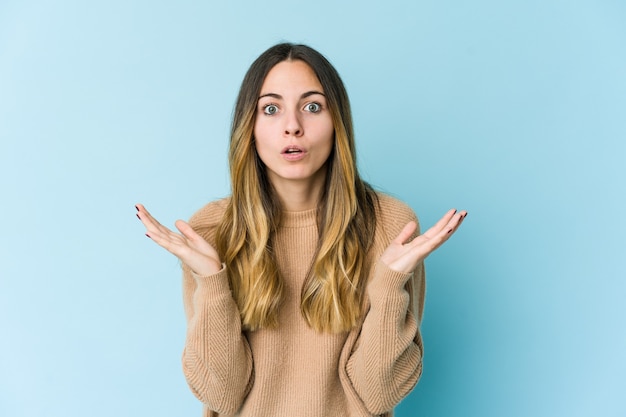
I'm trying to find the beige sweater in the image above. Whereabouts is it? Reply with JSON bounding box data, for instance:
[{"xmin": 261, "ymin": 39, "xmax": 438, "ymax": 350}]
[{"xmin": 181, "ymin": 194, "xmax": 425, "ymax": 417}]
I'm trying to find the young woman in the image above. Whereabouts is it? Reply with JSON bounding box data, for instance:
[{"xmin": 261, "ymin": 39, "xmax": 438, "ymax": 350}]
[{"xmin": 136, "ymin": 43, "xmax": 466, "ymax": 417}]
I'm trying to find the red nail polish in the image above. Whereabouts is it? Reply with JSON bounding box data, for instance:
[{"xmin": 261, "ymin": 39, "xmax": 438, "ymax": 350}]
[
  {"xmin": 145, "ymin": 233, "xmax": 151, "ymax": 238},
  {"xmin": 135, "ymin": 205, "xmax": 139, "ymax": 212}
]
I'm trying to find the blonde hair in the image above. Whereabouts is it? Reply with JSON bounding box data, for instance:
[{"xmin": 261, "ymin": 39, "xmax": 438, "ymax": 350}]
[{"xmin": 216, "ymin": 43, "xmax": 377, "ymax": 333}]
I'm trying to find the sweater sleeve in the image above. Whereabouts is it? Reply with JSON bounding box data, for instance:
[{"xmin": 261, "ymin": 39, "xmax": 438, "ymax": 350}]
[
  {"xmin": 181, "ymin": 266, "xmax": 254, "ymax": 415},
  {"xmin": 180, "ymin": 200, "xmax": 254, "ymax": 415},
  {"xmin": 345, "ymin": 199, "xmax": 426, "ymax": 415}
]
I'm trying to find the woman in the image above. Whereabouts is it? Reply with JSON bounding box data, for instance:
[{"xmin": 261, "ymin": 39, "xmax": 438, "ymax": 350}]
[{"xmin": 136, "ymin": 43, "xmax": 466, "ymax": 417}]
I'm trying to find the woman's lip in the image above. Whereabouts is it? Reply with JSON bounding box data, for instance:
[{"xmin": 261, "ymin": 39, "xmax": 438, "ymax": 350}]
[
  {"xmin": 282, "ymin": 151, "xmax": 307, "ymax": 161},
  {"xmin": 281, "ymin": 145, "xmax": 305, "ymax": 154},
  {"xmin": 281, "ymin": 145, "xmax": 307, "ymax": 161}
]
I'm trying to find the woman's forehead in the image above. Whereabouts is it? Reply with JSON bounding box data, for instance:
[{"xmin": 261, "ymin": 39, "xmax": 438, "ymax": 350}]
[{"xmin": 260, "ymin": 60, "xmax": 323, "ymax": 95}]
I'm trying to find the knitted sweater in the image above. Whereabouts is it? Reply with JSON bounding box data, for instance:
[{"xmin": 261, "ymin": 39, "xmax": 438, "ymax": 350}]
[{"xmin": 181, "ymin": 193, "xmax": 425, "ymax": 417}]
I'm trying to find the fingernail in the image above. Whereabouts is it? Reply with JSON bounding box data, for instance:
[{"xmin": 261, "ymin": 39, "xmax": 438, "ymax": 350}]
[
  {"xmin": 447, "ymin": 229, "xmax": 452, "ymax": 234},
  {"xmin": 145, "ymin": 233, "xmax": 151, "ymax": 238},
  {"xmin": 463, "ymin": 212, "xmax": 468, "ymax": 218},
  {"xmin": 136, "ymin": 214, "xmax": 141, "ymax": 220},
  {"xmin": 135, "ymin": 205, "xmax": 139, "ymax": 212}
]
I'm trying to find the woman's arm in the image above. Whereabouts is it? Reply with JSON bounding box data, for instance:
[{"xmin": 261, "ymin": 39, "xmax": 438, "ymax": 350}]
[
  {"xmin": 346, "ymin": 259, "xmax": 425, "ymax": 414},
  {"xmin": 181, "ymin": 266, "xmax": 254, "ymax": 414},
  {"xmin": 136, "ymin": 203, "xmax": 254, "ymax": 414},
  {"xmin": 346, "ymin": 207, "xmax": 465, "ymax": 414}
]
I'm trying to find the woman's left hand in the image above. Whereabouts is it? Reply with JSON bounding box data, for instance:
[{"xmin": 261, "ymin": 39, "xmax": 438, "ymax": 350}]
[{"xmin": 380, "ymin": 209, "xmax": 467, "ymax": 274}]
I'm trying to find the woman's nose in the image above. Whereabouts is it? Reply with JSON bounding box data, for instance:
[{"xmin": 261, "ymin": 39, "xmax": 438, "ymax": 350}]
[{"xmin": 283, "ymin": 110, "xmax": 303, "ymax": 137}]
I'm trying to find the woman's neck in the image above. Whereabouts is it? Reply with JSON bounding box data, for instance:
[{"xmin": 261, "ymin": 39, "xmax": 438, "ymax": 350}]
[{"xmin": 269, "ymin": 171, "xmax": 326, "ymax": 212}]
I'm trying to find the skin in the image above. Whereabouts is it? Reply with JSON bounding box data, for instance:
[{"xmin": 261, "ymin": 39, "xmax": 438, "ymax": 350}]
[
  {"xmin": 254, "ymin": 60, "xmax": 334, "ymax": 212},
  {"xmin": 136, "ymin": 60, "xmax": 467, "ymax": 277}
]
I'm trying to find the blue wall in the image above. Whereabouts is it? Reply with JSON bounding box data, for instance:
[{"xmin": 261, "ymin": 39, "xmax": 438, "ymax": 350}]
[{"xmin": 1, "ymin": 1, "xmax": 624, "ymax": 416}]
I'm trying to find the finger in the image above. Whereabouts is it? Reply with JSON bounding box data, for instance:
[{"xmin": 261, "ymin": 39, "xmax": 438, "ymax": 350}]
[
  {"xmin": 175, "ymin": 219, "xmax": 205, "ymax": 244},
  {"xmin": 142, "ymin": 221, "xmax": 183, "ymax": 252},
  {"xmin": 397, "ymin": 210, "xmax": 467, "ymax": 267},
  {"xmin": 422, "ymin": 208, "xmax": 458, "ymax": 239},
  {"xmin": 142, "ymin": 217, "xmax": 193, "ymax": 253},
  {"xmin": 175, "ymin": 220, "xmax": 221, "ymax": 259},
  {"xmin": 147, "ymin": 229, "xmax": 192, "ymax": 257},
  {"xmin": 145, "ymin": 220, "xmax": 180, "ymax": 242},
  {"xmin": 136, "ymin": 205, "xmax": 161, "ymax": 226},
  {"xmin": 135, "ymin": 205, "xmax": 174, "ymax": 237},
  {"xmin": 427, "ymin": 211, "xmax": 466, "ymax": 250},
  {"xmin": 436, "ymin": 211, "xmax": 462, "ymax": 240},
  {"xmin": 453, "ymin": 210, "xmax": 467, "ymax": 231},
  {"xmin": 135, "ymin": 203, "xmax": 155, "ymax": 222},
  {"xmin": 392, "ymin": 221, "xmax": 418, "ymax": 245},
  {"xmin": 445, "ymin": 210, "xmax": 467, "ymax": 235}
]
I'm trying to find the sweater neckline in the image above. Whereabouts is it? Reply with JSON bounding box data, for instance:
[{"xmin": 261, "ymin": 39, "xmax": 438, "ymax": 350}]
[{"xmin": 280, "ymin": 207, "xmax": 317, "ymax": 228}]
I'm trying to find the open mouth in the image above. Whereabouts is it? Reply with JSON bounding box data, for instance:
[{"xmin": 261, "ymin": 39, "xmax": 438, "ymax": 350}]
[
  {"xmin": 282, "ymin": 146, "xmax": 304, "ymax": 154},
  {"xmin": 281, "ymin": 145, "xmax": 306, "ymax": 160}
]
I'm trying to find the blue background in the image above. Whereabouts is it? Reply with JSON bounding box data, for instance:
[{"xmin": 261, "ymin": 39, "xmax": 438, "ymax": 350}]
[{"xmin": 1, "ymin": 1, "xmax": 624, "ymax": 416}]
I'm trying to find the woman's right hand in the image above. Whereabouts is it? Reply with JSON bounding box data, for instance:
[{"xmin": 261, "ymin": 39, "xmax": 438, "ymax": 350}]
[{"xmin": 135, "ymin": 204, "xmax": 222, "ymax": 276}]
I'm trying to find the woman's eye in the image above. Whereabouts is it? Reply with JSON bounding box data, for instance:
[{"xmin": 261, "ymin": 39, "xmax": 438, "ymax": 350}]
[
  {"xmin": 263, "ymin": 104, "xmax": 278, "ymax": 115},
  {"xmin": 305, "ymin": 102, "xmax": 321, "ymax": 113}
]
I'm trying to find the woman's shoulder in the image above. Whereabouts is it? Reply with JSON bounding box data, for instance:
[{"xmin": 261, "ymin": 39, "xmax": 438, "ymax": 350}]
[
  {"xmin": 188, "ymin": 196, "xmax": 231, "ymax": 234},
  {"xmin": 373, "ymin": 192, "xmax": 420, "ymax": 239},
  {"xmin": 374, "ymin": 192, "xmax": 418, "ymax": 221}
]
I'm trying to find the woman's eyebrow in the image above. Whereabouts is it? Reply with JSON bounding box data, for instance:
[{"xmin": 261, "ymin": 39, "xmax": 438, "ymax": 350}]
[
  {"xmin": 259, "ymin": 93, "xmax": 282, "ymax": 100},
  {"xmin": 258, "ymin": 91, "xmax": 326, "ymax": 100},
  {"xmin": 301, "ymin": 90, "xmax": 325, "ymax": 98}
]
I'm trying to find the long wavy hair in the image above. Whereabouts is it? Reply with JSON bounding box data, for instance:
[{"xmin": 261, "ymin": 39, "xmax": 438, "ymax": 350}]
[{"xmin": 215, "ymin": 43, "xmax": 378, "ymax": 333}]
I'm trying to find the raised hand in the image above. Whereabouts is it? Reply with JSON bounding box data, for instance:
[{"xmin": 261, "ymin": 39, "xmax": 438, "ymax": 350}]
[
  {"xmin": 135, "ymin": 204, "xmax": 222, "ymax": 276},
  {"xmin": 380, "ymin": 209, "xmax": 467, "ymax": 274}
]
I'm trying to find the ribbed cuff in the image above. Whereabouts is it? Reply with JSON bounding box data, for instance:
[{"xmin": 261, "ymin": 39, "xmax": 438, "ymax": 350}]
[
  {"xmin": 367, "ymin": 260, "xmax": 414, "ymax": 304},
  {"xmin": 191, "ymin": 265, "xmax": 232, "ymax": 296}
]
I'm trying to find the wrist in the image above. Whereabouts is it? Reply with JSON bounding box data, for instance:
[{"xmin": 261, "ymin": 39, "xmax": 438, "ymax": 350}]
[{"xmin": 190, "ymin": 260, "xmax": 223, "ymax": 277}]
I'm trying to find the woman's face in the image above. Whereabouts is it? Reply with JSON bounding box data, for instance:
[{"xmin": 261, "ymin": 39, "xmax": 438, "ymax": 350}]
[{"xmin": 253, "ymin": 60, "xmax": 334, "ymax": 194}]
